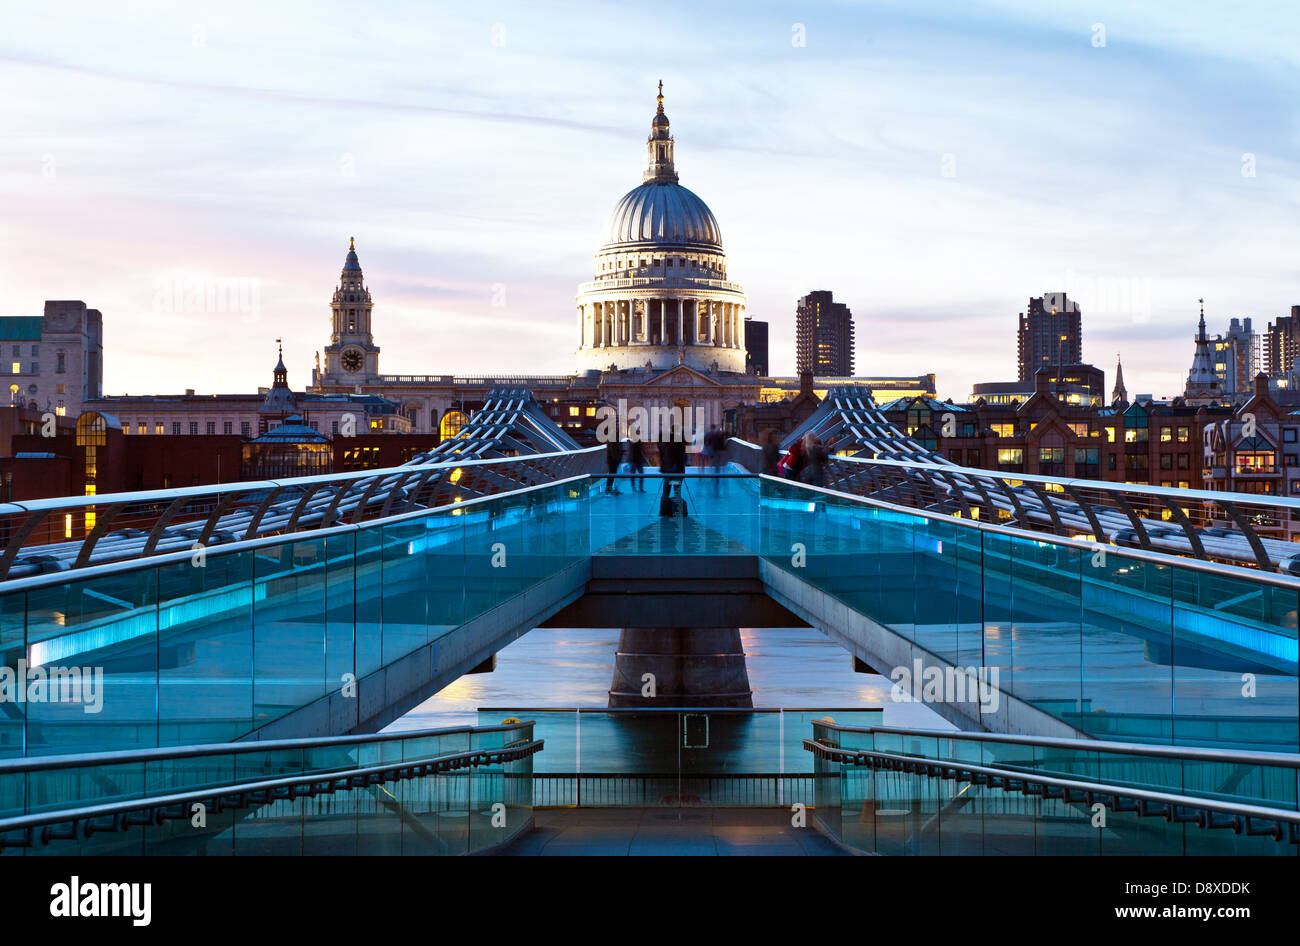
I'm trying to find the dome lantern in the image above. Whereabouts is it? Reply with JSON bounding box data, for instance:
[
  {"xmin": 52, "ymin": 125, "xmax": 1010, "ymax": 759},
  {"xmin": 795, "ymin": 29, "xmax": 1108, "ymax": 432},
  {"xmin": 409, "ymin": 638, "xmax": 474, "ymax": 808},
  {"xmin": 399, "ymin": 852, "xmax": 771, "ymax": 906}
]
[{"xmin": 644, "ymin": 80, "xmax": 678, "ymax": 184}]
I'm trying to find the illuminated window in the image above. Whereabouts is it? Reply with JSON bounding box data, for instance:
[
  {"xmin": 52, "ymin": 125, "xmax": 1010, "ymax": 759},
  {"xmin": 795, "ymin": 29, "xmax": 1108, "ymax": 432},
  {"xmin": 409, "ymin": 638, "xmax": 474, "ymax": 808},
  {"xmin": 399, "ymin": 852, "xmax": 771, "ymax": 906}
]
[
  {"xmin": 10, "ymin": 363, "xmax": 19, "ymax": 374},
  {"xmin": 996, "ymin": 448, "xmax": 1023, "ymax": 465},
  {"xmin": 1068, "ymin": 423, "xmax": 1089, "ymax": 438},
  {"xmin": 1236, "ymin": 451, "xmax": 1275, "ymax": 473},
  {"xmin": 1177, "ymin": 427, "xmax": 1190, "ymax": 443},
  {"xmin": 137, "ymin": 422, "xmax": 146, "ymax": 435},
  {"xmin": 154, "ymin": 422, "xmax": 164, "ymax": 435},
  {"xmin": 440, "ymin": 411, "xmax": 468, "ymax": 439},
  {"xmin": 1124, "ymin": 428, "xmax": 1148, "ymax": 443},
  {"xmin": 1160, "ymin": 426, "xmax": 1173, "ymax": 443},
  {"xmin": 989, "ymin": 423, "xmax": 1015, "ymax": 438}
]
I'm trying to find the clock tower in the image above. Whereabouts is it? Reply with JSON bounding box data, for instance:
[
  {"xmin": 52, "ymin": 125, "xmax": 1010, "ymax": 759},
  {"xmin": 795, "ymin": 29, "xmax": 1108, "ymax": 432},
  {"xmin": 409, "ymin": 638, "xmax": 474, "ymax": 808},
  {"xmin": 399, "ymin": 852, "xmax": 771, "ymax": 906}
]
[{"xmin": 322, "ymin": 237, "xmax": 380, "ymax": 383}]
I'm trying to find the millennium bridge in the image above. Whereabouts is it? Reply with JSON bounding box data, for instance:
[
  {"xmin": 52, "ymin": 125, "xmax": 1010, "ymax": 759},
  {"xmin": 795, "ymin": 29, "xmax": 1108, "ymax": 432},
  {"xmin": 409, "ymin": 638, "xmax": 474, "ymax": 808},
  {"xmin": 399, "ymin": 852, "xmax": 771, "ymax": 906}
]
[{"xmin": 0, "ymin": 389, "xmax": 1296, "ymax": 855}]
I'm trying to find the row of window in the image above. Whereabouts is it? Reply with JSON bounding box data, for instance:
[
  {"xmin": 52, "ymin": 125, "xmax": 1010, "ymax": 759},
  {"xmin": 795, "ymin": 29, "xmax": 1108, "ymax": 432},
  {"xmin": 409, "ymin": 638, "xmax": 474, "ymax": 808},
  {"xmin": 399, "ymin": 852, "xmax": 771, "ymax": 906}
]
[
  {"xmin": 121, "ymin": 419, "xmax": 370, "ymax": 437},
  {"xmin": 599, "ymin": 256, "xmax": 724, "ymax": 275},
  {"xmin": 983, "ymin": 423, "xmax": 1194, "ymax": 443},
  {"xmin": 3, "ymin": 352, "xmax": 67, "ymax": 373},
  {"xmin": 125, "ymin": 421, "xmax": 252, "ymax": 436}
]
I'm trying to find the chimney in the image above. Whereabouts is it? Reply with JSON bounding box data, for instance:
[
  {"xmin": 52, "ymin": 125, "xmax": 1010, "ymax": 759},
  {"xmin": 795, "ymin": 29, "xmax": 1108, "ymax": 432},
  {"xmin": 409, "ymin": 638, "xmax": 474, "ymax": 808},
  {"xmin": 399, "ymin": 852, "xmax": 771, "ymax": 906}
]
[
  {"xmin": 799, "ymin": 371, "xmax": 812, "ymax": 396},
  {"xmin": 1255, "ymin": 372, "xmax": 1268, "ymax": 397},
  {"xmin": 1034, "ymin": 367, "xmax": 1052, "ymax": 395}
]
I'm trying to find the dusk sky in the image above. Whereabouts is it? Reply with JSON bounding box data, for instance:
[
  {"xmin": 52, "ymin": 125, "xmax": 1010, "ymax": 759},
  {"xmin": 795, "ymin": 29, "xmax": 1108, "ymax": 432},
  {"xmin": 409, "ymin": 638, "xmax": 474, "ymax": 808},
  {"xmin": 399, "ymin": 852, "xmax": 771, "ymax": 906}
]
[{"xmin": 3, "ymin": 0, "xmax": 1297, "ymax": 400}]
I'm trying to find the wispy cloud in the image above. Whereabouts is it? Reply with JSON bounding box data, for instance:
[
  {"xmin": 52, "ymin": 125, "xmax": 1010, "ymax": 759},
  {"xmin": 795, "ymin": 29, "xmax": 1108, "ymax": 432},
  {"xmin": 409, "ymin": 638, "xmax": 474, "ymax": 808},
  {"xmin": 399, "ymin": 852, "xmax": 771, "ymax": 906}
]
[{"xmin": 1, "ymin": 0, "xmax": 1296, "ymax": 401}]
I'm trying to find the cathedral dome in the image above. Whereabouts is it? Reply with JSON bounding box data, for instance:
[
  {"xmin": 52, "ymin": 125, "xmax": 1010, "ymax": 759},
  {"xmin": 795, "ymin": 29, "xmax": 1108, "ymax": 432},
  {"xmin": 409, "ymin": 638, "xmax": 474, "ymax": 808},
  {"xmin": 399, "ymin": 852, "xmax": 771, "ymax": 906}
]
[
  {"xmin": 575, "ymin": 83, "xmax": 747, "ymax": 377},
  {"xmin": 600, "ymin": 182, "xmax": 722, "ymax": 251}
]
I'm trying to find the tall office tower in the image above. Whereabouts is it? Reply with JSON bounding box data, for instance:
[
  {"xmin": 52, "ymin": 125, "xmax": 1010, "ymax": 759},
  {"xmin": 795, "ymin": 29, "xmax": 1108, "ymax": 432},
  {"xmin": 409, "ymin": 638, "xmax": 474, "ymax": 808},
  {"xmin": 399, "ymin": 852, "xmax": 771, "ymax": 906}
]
[
  {"xmin": 1263, "ymin": 306, "xmax": 1300, "ymax": 378},
  {"xmin": 1017, "ymin": 291, "xmax": 1081, "ymax": 384},
  {"xmin": 1210, "ymin": 317, "xmax": 1259, "ymax": 396},
  {"xmin": 795, "ymin": 290, "xmax": 855, "ymax": 376},
  {"xmin": 744, "ymin": 318, "xmax": 769, "ymax": 375}
]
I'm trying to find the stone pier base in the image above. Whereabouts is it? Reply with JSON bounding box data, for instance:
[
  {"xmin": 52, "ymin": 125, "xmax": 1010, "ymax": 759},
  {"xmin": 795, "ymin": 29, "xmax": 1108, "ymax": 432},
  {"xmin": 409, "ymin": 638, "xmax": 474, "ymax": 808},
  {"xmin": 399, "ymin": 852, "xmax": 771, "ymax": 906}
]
[{"xmin": 608, "ymin": 627, "xmax": 753, "ymax": 707}]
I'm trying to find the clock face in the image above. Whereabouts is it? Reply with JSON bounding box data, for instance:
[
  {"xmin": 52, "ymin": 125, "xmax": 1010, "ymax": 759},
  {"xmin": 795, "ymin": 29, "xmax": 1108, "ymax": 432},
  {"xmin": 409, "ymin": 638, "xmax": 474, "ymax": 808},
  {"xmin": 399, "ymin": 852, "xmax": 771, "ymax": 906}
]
[{"xmin": 341, "ymin": 349, "xmax": 364, "ymax": 373}]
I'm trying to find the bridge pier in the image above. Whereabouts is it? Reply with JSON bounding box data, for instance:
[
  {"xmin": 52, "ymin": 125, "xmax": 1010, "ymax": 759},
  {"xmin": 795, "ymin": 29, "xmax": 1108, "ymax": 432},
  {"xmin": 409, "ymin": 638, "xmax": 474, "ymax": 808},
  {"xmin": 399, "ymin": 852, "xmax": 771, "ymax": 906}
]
[{"xmin": 608, "ymin": 627, "xmax": 753, "ymax": 707}]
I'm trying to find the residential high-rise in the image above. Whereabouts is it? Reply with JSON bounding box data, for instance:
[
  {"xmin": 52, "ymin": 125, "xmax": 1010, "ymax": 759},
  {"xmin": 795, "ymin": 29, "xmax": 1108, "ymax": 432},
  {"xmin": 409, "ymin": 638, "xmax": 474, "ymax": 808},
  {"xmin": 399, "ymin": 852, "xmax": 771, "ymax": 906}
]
[
  {"xmin": 744, "ymin": 318, "xmax": 768, "ymax": 375},
  {"xmin": 1263, "ymin": 306, "xmax": 1300, "ymax": 378},
  {"xmin": 1209, "ymin": 317, "xmax": 1258, "ymax": 398},
  {"xmin": 795, "ymin": 290, "xmax": 855, "ymax": 376},
  {"xmin": 1017, "ymin": 291, "xmax": 1081, "ymax": 384}
]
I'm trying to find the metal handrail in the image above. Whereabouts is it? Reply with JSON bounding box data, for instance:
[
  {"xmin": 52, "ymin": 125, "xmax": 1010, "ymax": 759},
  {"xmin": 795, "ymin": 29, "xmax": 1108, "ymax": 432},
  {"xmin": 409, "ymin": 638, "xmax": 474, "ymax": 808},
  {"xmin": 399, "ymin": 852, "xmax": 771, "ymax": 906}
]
[
  {"xmin": 804, "ymin": 722, "xmax": 1300, "ymax": 769},
  {"xmin": 0, "ymin": 720, "xmax": 538, "ymax": 776},
  {"xmin": 803, "ymin": 741, "xmax": 1300, "ymax": 840},
  {"xmin": 0, "ymin": 447, "xmax": 599, "ymax": 517},
  {"xmin": 0, "ymin": 387, "xmax": 600, "ymax": 581},
  {"xmin": 761, "ymin": 473, "xmax": 1300, "ymax": 591},
  {"xmin": 832, "ymin": 452, "xmax": 1300, "ymax": 516},
  {"xmin": 0, "ymin": 740, "xmax": 543, "ymax": 849},
  {"xmin": 770, "ymin": 388, "xmax": 1300, "ymax": 573},
  {"xmin": 0, "ymin": 471, "xmax": 593, "ymax": 595}
]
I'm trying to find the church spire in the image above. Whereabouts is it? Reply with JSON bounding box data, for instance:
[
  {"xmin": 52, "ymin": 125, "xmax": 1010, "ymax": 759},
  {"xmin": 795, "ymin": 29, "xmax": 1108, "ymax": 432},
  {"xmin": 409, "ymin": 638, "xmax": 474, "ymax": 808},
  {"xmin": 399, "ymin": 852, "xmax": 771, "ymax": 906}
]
[
  {"xmin": 1185, "ymin": 297, "xmax": 1222, "ymax": 405},
  {"xmin": 1112, "ymin": 352, "xmax": 1127, "ymax": 405},
  {"xmin": 644, "ymin": 80, "xmax": 678, "ymax": 184},
  {"xmin": 273, "ymin": 337, "xmax": 288, "ymax": 385},
  {"xmin": 342, "ymin": 237, "xmax": 362, "ymax": 278}
]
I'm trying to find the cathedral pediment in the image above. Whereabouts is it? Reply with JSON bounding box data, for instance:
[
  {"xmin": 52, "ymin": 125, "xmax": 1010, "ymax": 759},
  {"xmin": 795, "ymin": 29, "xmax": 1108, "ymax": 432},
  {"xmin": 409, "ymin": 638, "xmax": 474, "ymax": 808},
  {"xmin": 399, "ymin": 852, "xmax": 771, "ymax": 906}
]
[{"xmin": 643, "ymin": 364, "xmax": 721, "ymax": 387}]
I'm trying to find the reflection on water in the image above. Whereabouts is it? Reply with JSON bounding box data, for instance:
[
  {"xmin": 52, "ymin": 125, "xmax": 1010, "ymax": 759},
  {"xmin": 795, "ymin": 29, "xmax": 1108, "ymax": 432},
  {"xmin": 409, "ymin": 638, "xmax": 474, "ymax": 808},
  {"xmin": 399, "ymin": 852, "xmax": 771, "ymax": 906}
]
[{"xmin": 384, "ymin": 626, "xmax": 956, "ymax": 734}]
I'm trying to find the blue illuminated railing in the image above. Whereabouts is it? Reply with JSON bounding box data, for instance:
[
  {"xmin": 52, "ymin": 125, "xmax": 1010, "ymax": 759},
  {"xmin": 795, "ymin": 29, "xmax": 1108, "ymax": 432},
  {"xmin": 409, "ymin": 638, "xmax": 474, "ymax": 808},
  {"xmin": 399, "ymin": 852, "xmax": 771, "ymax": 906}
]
[
  {"xmin": 0, "ymin": 477, "xmax": 589, "ymax": 758},
  {"xmin": 2, "ymin": 468, "xmax": 1297, "ymax": 763},
  {"xmin": 0, "ymin": 720, "xmax": 538, "ymax": 855},
  {"xmin": 760, "ymin": 477, "xmax": 1300, "ymax": 753},
  {"xmin": 805, "ymin": 720, "xmax": 1300, "ymax": 856}
]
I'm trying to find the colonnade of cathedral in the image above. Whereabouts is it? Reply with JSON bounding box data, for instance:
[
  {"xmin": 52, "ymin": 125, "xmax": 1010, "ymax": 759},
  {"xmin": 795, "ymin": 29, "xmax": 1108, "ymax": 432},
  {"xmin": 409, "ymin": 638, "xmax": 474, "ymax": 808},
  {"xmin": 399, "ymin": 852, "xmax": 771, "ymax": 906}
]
[{"xmin": 578, "ymin": 298, "xmax": 745, "ymax": 350}]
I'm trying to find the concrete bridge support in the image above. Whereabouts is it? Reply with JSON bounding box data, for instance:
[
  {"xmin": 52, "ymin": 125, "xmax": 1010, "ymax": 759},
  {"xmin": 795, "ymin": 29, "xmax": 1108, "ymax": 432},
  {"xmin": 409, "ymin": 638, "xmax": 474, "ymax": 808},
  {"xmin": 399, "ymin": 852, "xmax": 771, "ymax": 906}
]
[{"xmin": 608, "ymin": 626, "xmax": 753, "ymax": 707}]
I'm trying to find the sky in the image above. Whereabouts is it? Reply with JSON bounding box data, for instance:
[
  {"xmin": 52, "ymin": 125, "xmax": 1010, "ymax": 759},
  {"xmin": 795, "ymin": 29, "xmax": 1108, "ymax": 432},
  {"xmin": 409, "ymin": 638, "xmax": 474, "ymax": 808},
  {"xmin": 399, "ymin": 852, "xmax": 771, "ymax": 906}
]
[{"xmin": 1, "ymin": 0, "xmax": 1298, "ymax": 401}]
